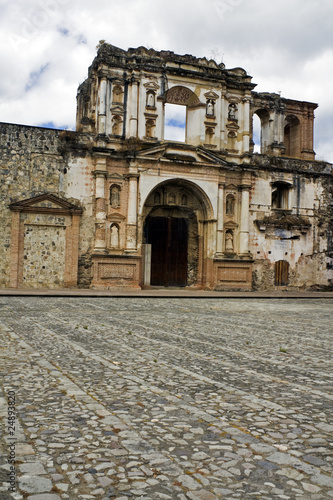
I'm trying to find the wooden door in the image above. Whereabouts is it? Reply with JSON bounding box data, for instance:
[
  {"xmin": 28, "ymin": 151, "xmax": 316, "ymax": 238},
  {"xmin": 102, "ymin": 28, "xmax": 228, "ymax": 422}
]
[
  {"xmin": 147, "ymin": 217, "xmax": 188, "ymax": 287},
  {"xmin": 274, "ymin": 260, "xmax": 289, "ymax": 286}
]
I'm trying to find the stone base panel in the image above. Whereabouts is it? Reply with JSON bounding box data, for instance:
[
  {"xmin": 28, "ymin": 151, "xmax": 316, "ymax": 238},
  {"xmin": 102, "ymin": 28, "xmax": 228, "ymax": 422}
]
[
  {"xmin": 91, "ymin": 255, "xmax": 142, "ymax": 288},
  {"xmin": 213, "ymin": 260, "xmax": 253, "ymax": 290}
]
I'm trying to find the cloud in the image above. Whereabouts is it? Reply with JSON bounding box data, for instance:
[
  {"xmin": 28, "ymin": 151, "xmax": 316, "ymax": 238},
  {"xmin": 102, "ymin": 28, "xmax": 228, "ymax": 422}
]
[
  {"xmin": 0, "ymin": 0, "xmax": 332, "ymax": 161},
  {"xmin": 25, "ymin": 63, "xmax": 50, "ymax": 91},
  {"xmin": 165, "ymin": 104, "xmax": 186, "ymax": 142}
]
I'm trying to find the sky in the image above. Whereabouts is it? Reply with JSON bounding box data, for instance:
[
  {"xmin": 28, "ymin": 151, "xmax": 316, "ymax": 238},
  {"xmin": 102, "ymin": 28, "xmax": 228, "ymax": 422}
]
[{"xmin": 1, "ymin": 0, "xmax": 333, "ymax": 162}]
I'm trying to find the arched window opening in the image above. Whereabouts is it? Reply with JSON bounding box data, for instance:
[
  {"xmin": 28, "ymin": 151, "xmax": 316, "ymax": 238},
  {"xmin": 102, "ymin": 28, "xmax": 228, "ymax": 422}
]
[
  {"xmin": 252, "ymin": 114, "xmax": 261, "ymax": 153},
  {"xmin": 271, "ymin": 182, "xmax": 290, "ymax": 210},
  {"xmin": 253, "ymin": 109, "xmax": 270, "ymax": 154},
  {"xmin": 164, "ymin": 103, "xmax": 186, "ymax": 142},
  {"xmin": 284, "ymin": 115, "xmax": 300, "ymax": 157}
]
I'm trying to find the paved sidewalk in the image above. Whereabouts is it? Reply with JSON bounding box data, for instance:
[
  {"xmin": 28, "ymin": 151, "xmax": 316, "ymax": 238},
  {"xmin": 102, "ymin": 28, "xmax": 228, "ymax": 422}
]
[
  {"xmin": 0, "ymin": 297, "xmax": 332, "ymax": 499},
  {"xmin": 0, "ymin": 287, "xmax": 333, "ymax": 298}
]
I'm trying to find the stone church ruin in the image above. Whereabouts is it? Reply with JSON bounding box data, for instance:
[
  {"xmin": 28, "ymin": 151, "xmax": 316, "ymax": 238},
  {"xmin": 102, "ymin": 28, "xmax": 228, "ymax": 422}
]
[{"xmin": 1, "ymin": 43, "xmax": 332, "ymax": 290}]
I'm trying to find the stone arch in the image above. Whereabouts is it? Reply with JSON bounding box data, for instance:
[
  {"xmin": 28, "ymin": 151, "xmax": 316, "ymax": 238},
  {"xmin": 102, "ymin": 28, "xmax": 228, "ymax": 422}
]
[
  {"xmin": 142, "ymin": 178, "xmax": 214, "ymax": 220},
  {"xmin": 253, "ymin": 108, "xmax": 271, "ymax": 154},
  {"xmin": 163, "ymin": 86, "xmax": 201, "ymax": 144},
  {"xmin": 164, "ymin": 86, "xmax": 200, "ymax": 107},
  {"xmin": 142, "ymin": 178, "xmax": 214, "ymax": 287}
]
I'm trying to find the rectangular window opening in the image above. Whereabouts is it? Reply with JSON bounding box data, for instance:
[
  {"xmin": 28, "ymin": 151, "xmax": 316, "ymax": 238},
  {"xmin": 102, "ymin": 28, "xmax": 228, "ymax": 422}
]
[{"xmin": 164, "ymin": 103, "xmax": 186, "ymax": 142}]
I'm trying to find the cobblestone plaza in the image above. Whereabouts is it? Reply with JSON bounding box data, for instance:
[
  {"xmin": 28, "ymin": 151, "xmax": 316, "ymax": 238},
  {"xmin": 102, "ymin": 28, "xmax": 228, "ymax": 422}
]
[{"xmin": 0, "ymin": 297, "xmax": 332, "ymax": 499}]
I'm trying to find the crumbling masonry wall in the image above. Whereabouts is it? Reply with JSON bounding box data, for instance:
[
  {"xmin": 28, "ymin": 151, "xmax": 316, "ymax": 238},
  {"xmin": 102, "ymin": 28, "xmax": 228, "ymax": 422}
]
[{"xmin": 0, "ymin": 123, "xmax": 95, "ymax": 288}]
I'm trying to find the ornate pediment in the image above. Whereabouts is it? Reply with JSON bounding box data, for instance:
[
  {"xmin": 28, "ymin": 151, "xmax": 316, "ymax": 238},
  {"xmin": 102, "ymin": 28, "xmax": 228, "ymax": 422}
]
[
  {"xmin": 204, "ymin": 91, "xmax": 219, "ymax": 100},
  {"xmin": 136, "ymin": 144, "xmax": 229, "ymax": 166},
  {"xmin": 108, "ymin": 172, "xmax": 124, "ymax": 180},
  {"xmin": 143, "ymin": 81, "xmax": 160, "ymax": 91},
  {"xmin": 9, "ymin": 193, "xmax": 82, "ymax": 214},
  {"xmin": 107, "ymin": 212, "xmax": 126, "ymax": 221},
  {"xmin": 111, "ymin": 105, "xmax": 124, "ymax": 114}
]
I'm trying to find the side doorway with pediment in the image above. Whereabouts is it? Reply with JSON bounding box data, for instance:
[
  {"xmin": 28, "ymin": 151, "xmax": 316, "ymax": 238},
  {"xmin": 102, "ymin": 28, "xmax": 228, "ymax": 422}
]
[{"xmin": 9, "ymin": 194, "xmax": 82, "ymax": 289}]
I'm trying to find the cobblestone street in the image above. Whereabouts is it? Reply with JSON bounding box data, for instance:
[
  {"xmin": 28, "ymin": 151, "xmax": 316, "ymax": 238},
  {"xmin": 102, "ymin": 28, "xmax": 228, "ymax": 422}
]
[{"xmin": 0, "ymin": 297, "xmax": 332, "ymax": 500}]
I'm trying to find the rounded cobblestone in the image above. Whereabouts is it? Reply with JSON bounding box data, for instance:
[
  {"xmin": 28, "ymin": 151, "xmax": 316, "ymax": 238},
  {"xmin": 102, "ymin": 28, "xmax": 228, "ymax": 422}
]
[{"xmin": 0, "ymin": 297, "xmax": 332, "ymax": 499}]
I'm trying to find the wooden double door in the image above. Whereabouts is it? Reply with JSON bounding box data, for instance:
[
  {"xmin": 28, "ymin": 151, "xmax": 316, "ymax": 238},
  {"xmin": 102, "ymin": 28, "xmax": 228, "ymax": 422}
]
[{"xmin": 146, "ymin": 216, "xmax": 188, "ymax": 287}]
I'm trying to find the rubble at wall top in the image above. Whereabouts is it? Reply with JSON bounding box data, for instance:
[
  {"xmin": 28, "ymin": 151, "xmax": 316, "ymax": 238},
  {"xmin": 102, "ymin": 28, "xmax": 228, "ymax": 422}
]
[{"xmin": 88, "ymin": 43, "xmax": 255, "ymax": 88}]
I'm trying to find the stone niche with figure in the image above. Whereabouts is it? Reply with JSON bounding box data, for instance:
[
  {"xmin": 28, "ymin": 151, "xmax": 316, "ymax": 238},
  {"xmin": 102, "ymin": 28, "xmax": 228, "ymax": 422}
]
[{"xmin": 0, "ymin": 43, "xmax": 332, "ymax": 291}]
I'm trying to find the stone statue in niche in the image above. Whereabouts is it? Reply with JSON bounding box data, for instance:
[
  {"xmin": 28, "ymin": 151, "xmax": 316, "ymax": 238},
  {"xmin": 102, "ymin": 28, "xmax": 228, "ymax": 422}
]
[
  {"xmin": 145, "ymin": 119, "xmax": 155, "ymax": 138},
  {"xmin": 110, "ymin": 185, "xmax": 120, "ymax": 207},
  {"xmin": 228, "ymin": 103, "xmax": 238, "ymax": 121},
  {"xmin": 112, "ymin": 116, "xmax": 122, "ymax": 136},
  {"xmin": 225, "ymin": 230, "xmax": 234, "ymax": 252},
  {"xmin": 168, "ymin": 192, "xmax": 176, "ymax": 204},
  {"xmin": 113, "ymin": 85, "xmax": 123, "ymax": 104},
  {"xmin": 206, "ymin": 99, "xmax": 214, "ymax": 116},
  {"xmin": 205, "ymin": 127, "xmax": 214, "ymax": 144},
  {"xmin": 110, "ymin": 224, "xmax": 120, "ymax": 248},
  {"xmin": 146, "ymin": 92, "xmax": 155, "ymax": 108},
  {"xmin": 181, "ymin": 194, "xmax": 188, "ymax": 206},
  {"xmin": 226, "ymin": 195, "xmax": 235, "ymax": 215}
]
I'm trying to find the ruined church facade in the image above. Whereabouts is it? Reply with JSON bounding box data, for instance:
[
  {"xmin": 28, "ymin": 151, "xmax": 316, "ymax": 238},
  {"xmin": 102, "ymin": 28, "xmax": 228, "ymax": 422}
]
[{"xmin": 1, "ymin": 44, "xmax": 332, "ymax": 290}]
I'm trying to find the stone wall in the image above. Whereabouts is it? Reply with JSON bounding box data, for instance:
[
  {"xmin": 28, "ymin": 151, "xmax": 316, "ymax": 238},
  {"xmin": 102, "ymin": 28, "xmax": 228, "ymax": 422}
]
[
  {"xmin": 0, "ymin": 123, "xmax": 66, "ymax": 286},
  {"xmin": 0, "ymin": 123, "xmax": 95, "ymax": 288}
]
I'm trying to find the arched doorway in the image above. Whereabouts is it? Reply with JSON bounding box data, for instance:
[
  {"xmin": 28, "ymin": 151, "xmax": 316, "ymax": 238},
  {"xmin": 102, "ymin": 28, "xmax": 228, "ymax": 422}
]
[
  {"xmin": 142, "ymin": 179, "xmax": 212, "ymax": 287},
  {"xmin": 145, "ymin": 213, "xmax": 188, "ymax": 286}
]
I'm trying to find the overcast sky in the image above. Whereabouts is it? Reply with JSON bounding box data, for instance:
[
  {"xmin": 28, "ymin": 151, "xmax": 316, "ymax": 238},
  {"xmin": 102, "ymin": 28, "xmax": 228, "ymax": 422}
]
[{"xmin": 1, "ymin": 0, "xmax": 333, "ymax": 162}]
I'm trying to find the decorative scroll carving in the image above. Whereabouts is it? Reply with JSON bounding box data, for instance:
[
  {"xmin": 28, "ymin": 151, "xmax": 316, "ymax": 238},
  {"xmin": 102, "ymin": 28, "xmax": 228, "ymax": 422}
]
[{"xmin": 165, "ymin": 86, "xmax": 200, "ymax": 106}]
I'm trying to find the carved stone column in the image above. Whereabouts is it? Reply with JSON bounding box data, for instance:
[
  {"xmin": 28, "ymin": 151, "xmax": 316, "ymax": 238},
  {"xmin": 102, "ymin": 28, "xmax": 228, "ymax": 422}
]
[
  {"xmin": 98, "ymin": 76, "xmax": 107, "ymax": 135},
  {"xmin": 216, "ymin": 183, "xmax": 224, "ymax": 256},
  {"xmin": 129, "ymin": 80, "xmax": 139, "ymax": 137},
  {"xmin": 126, "ymin": 173, "xmax": 139, "ymax": 251},
  {"xmin": 9, "ymin": 210, "xmax": 20, "ymax": 288},
  {"xmin": 239, "ymin": 186, "xmax": 250, "ymax": 256},
  {"xmin": 94, "ymin": 161, "xmax": 107, "ymax": 252},
  {"xmin": 242, "ymin": 98, "xmax": 250, "ymax": 153}
]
